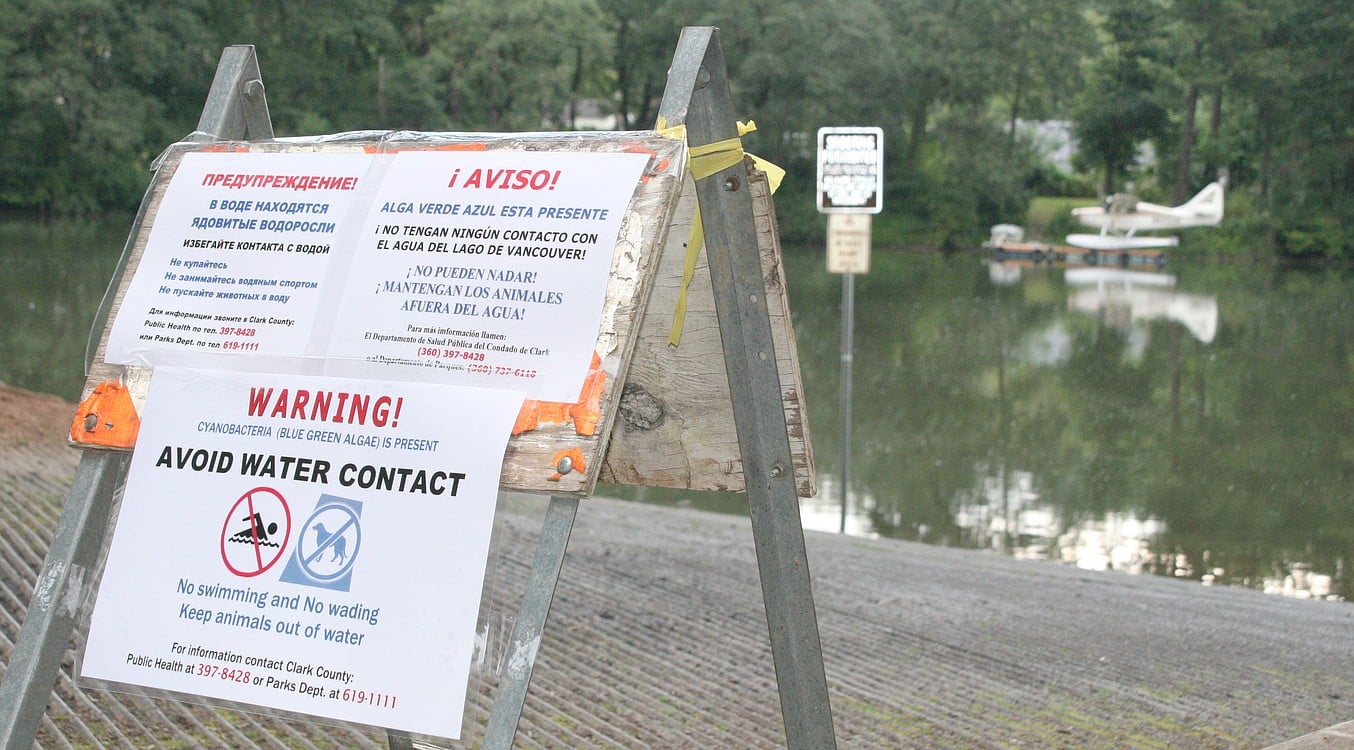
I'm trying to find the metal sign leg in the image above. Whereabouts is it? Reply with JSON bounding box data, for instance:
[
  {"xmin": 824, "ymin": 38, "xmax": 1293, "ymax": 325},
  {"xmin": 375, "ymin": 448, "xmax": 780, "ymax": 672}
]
[
  {"xmin": 192, "ymin": 45, "xmax": 274, "ymax": 142},
  {"xmin": 483, "ymin": 495, "xmax": 580, "ymax": 749},
  {"xmin": 656, "ymin": 26, "xmax": 838, "ymax": 750},
  {"xmin": 0, "ymin": 45, "xmax": 274, "ymax": 750},
  {"xmin": 0, "ymin": 451, "xmax": 131, "ymax": 748}
]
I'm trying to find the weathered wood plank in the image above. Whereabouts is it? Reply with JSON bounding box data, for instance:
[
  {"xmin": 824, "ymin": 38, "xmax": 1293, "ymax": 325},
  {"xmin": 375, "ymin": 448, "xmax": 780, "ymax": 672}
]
[{"xmin": 600, "ymin": 160, "xmax": 816, "ymax": 496}]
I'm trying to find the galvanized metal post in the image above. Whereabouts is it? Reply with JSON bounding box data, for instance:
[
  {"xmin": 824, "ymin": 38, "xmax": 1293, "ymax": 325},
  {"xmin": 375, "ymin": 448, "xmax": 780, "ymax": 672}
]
[
  {"xmin": 0, "ymin": 451, "xmax": 130, "ymax": 747},
  {"xmin": 0, "ymin": 45, "xmax": 271, "ymax": 750},
  {"xmin": 192, "ymin": 45, "xmax": 274, "ymax": 142},
  {"xmin": 482, "ymin": 495, "xmax": 579, "ymax": 749},
  {"xmin": 656, "ymin": 26, "xmax": 838, "ymax": 750},
  {"xmin": 839, "ymin": 273, "xmax": 855, "ymax": 535}
]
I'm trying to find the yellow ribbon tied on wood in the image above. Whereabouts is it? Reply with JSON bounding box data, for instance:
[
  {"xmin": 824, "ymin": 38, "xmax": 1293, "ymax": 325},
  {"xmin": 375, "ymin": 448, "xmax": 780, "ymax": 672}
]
[{"xmin": 656, "ymin": 117, "xmax": 785, "ymax": 346}]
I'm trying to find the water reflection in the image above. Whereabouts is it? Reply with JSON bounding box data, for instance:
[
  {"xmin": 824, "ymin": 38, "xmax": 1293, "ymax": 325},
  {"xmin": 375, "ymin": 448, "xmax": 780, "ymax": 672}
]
[
  {"xmin": 799, "ymin": 476, "xmax": 877, "ymax": 538},
  {"xmin": 1063, "ymin": 267, "xmax": 1218, "ymax": 345},
  {"xmin": 785, "ymin": 249, "xmax": 1351, "ymax": 603},
  {"xmin": 1, "ymin": 219, "xmax": 1350, "ymax": 603},
  {"xmin": 0, "ymin": 217, "xmax": 129, "ymax": 399}
]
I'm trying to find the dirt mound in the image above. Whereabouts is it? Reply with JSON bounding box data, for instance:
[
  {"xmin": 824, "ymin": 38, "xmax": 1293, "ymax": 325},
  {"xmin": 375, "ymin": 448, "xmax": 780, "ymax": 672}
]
[{"xmin": 0, "ymin": 384, "xmax": 74, "ymax": 445}]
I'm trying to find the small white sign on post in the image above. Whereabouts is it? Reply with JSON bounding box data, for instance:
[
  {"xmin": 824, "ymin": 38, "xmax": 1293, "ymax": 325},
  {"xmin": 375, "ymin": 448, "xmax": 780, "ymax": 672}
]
[
  {"xmin": 826, "ymin": 214, "xmax": 872, "ymax": 274},
  {"xmin": 817, "ymin": 127, "xmax": 882, "ymax": 537},
  {"xmin": 816, "ymin": 126, "xmax": 884, "ymax": 215}
]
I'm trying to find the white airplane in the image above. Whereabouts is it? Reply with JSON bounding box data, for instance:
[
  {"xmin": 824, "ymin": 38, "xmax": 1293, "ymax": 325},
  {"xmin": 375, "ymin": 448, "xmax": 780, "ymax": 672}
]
[
  {"xmin": 1073, "ymin": 181, "xmax": 1225, "ymax": 232},
  {"xmin": 1066, "ymin": 179, "xmax": 1225, "ymax": 251}
]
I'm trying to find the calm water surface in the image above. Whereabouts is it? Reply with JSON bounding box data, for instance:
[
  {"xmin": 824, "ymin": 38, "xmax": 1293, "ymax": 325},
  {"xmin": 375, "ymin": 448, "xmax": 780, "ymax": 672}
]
[{"xmin": 2, "ymin": 217, "xmax": 1351, "ymax": 601}]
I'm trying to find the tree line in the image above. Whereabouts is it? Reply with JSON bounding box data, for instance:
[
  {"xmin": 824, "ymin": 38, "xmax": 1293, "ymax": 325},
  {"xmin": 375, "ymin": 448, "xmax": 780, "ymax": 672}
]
[{"xmin": 1, "ymin": 0, "xmax": 1349, "ymax": 257}]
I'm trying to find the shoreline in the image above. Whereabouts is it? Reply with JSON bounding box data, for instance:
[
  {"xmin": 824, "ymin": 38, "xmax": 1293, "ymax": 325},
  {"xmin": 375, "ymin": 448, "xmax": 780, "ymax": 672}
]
[{"xmin": 0, "ymin": 382, "xmax": 77, "ymax": 447}]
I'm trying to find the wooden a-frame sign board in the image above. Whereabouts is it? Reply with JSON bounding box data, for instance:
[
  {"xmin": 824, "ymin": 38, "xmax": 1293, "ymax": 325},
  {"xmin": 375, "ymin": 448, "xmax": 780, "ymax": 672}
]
[
  {"xmin": 0, "ymin": 28, "xmax": 835, "ymax": 750},
  {"xmin": 76, "ymin": 137, "xmax": 814, "ymax": 499}
]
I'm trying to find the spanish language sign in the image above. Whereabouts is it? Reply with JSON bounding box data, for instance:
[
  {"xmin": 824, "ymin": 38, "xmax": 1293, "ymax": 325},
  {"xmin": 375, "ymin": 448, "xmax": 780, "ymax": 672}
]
[
  {"xmin": 105, "ymin": 149, "xmax": 649, "ymax": 401},
  {"xmin": 321, "ymin": 150, "xmax": 638, "ymax": 400},
  {"xmin": 79, "ymin": 366, "xmax": 523, "ymax": 738}
]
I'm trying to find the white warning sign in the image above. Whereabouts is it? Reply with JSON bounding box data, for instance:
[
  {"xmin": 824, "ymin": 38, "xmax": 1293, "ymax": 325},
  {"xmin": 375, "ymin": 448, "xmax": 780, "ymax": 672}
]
[{"xmin": 79, "ymin": 366, "xmax": 523, "ymax": 739}]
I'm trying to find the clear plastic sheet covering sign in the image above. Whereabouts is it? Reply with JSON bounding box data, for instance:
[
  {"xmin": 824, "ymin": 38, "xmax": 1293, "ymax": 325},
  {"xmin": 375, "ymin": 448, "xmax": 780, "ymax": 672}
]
[
  {"xmin": 103, "ymin": 148, "xmax": 650, "ymax": 402},
  {"xmin": 78, "ymin": 366, "xmax": 523, "ymax": 739},
  {"xmin": 81, "ymin": 133, "xmax": 688, "ymax": 497}
]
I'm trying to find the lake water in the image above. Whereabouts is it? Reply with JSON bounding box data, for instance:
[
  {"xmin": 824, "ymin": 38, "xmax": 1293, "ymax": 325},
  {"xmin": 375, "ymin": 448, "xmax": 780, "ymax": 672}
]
[{"xmin": 2, "ymin": 216, "xmax": 1350, "ymax": 601}]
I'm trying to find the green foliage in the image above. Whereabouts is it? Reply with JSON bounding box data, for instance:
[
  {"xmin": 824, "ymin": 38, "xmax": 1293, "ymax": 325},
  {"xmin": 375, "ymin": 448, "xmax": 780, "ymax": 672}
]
[
  {"xmin": 419, "ymin": 0, "xmax": 613, "ymax": 131},
  {"xmin": 1026, "ymin": 196, "xmax": 1096, "ymax": 240},
  {"xmin": 598, "ymin": 0, "xmax": 686, "ymax": 129},
  {"xmin": 1073, "ymin": 1, "xmax": 1171, "ymax": 194},
  {"xmin": 0, "ymin": 0, "xmax": 203, "ymax": 212},
  {"xmin": 1277, "ymin": 218, "xmax": 1351, "ymax": 260},
  {"xmin": 1170, "ymin": 189, "xmax": 1272, "ymax": 259},
  {"xmin": 0, "ymin": 0, "xmax": 1348, "ymax": 260},
  {"xmin": 216, "ymin": 0, "xmax": 403, "ymax": 135}
]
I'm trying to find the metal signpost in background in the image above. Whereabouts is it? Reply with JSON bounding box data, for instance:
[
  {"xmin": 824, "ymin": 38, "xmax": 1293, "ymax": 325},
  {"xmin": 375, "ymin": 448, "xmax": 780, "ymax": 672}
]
[{"xmin": 817, "ymin": 126, "xmax": 883, "ymax": 534}]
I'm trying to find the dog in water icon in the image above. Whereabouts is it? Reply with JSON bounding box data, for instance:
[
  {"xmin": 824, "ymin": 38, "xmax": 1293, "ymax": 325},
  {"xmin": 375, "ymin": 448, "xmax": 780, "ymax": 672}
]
[{"xmin": 311, "ymin": 522, "xmax": 348, "ymax": 564}]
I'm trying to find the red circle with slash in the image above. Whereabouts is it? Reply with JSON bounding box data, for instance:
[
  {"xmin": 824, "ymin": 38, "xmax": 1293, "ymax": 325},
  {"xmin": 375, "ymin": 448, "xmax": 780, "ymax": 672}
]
[{"xmin": 220, "ymin": 486, "xmax": 292, "ymax": 577}]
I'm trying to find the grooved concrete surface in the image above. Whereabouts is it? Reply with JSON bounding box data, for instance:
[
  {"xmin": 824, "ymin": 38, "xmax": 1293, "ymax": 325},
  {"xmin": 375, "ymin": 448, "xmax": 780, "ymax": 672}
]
[{"xmin": 3, "ymin": 408, "xmax": 1353, "ymax": 748}]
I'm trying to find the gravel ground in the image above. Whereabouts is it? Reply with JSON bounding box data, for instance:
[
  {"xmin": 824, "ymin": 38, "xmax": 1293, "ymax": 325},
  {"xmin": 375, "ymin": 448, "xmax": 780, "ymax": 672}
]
[{"xmin": 2, "ymin": 384, "xmax": 1352, "ymax": 748}]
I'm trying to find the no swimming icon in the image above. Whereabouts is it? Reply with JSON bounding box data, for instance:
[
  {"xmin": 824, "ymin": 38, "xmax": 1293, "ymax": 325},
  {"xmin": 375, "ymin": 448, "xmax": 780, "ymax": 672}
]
[{"xmin": 220, "ymin": 486, "xmax": 292, "ymax": 577}]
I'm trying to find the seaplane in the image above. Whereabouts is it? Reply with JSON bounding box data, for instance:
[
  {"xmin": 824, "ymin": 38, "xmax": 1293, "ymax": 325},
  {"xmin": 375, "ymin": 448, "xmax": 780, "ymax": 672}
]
[{"xmin": 1065, "ymin": 178, "xmax": 1225, "ymax": 251}]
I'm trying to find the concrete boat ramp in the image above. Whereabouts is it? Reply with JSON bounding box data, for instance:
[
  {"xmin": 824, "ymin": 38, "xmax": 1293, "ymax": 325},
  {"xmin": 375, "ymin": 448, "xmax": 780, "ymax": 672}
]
[{"xmin": 2, "ymin": 415, "xmax": 1352, "ymax": 747}]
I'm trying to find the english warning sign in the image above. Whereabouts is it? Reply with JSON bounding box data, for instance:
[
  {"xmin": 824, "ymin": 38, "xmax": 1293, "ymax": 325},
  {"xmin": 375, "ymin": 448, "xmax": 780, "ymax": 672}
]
[{"xmin": 79, "ymin": 366, "xmax": 522, "ymax": 739}]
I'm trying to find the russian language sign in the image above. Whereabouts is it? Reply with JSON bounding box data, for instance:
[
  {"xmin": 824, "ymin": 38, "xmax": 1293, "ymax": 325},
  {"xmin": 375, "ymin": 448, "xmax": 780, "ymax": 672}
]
[
  {"xmin": 105, "ymin": 149, "xmax": 649, "ymax": 402},
  {"xmin": 79, "ymin": 366, "xmax": 523, "ymax": 738}
]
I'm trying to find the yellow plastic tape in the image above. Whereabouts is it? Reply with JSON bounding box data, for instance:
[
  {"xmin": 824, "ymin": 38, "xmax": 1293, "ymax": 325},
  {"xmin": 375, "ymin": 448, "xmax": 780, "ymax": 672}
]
[{"xmin": 658, "ymin": 118, "xmax": 783, "ymax": 345}]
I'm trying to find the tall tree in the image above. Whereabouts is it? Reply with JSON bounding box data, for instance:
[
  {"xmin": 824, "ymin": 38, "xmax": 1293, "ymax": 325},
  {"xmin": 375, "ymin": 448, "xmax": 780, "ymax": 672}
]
[
  {"xmin": 694, "ymin": 0, "xmax": 892, "ymax": 160},
  {"xmin": 420, "ymin": 0, "xmax": 614, "ymax": 131},
  {"xmin": 1160, "ymin": 0, "xmax": 1264, "ymax": 202},
  {"xmin": 599, "ymin": 0, "xmax": 685, "ymax": 129},
  {"xmin": 0, "ymin": 0, "xmax": 216, "ymax": 213},
  {"xmin": 199, "ymin": 0, "xmax": 402, "ymax": 134},
  {"xmin": 992, "ymin": 0, "xmax": 1095, "ymax": 146},
  {"xmin": 879, "ymin": 0, "xmax": 1009, "ymax": 170},
  {"xmin": 1246, "ymin": 0, "xmax": 1354, "ymax": 251},
  {"xmin": 1073, "ymin": 0, "xmax": 1170, "ymax": 195}
]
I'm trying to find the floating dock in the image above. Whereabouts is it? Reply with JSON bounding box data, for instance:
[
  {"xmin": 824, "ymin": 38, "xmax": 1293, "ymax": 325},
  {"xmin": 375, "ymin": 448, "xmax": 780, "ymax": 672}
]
[{"xmin": 984, "ymin": 239, "xmax": 1168, "ymax": 269}]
